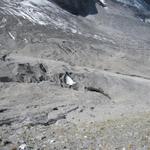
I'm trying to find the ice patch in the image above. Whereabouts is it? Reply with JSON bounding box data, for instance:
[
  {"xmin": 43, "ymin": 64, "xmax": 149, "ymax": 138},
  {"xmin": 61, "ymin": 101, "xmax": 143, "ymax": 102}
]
[
  {"xmin": 71, "ymin": 28, "xmax": 77, "ymax": 34},
  {"xmin": 8, "ymin": 32, "xmax": 15, "ymax": 40},
  {"xmin": 21, "ymin": 0, "xmax": 50, "ymax": 6}
]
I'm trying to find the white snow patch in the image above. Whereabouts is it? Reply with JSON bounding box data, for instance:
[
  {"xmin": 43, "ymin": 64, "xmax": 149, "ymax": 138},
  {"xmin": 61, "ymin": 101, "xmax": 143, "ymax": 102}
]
[
  {"xmin": 99, "ymin": 0, "xmax": 106, "ymax": 5},
  {"xmin": 8, "ymin": 32, "xmax": 15, "ymax": 40},
  {"xmin": 1, "ymin": 17, "xmax": 7, "ymax": 23},
  {"xmin": 19, "ymin": 144, "xmax": 27, "ymax": 150},
  {"xmin": 66, "ymin": 75, "xmax": 76, "ymax": 86},
  {"xmin": 71, "ymin": 28, "xmax": 77, "ymax": 34},
  {"xmin": 22, "ymin": 0, "xmax": 49, "ymax": 6},
  {"xmin": 145, "ymin": 19, "xmax": 150, "ymax": 23}
]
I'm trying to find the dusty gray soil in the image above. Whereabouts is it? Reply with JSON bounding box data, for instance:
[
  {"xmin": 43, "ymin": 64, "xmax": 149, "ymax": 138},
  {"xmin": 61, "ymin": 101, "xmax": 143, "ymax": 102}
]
[{"xmin": 0, "ymin": 0, "xmax": 150, "ymax": 150}]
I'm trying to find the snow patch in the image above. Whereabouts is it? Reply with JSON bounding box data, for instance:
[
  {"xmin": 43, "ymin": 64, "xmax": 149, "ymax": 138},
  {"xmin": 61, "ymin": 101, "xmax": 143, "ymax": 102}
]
[
  {"xmin": 145, "ymin": 18, "xmax": 150, "ymax": 23},
  {"xmin": 21, "ymin": 0, "xmax": 50, "ymax": 6},
  {"xmin": 8, "ymin": 32, "xmax": 15, "ymax": 40},
  {"xmin": 0, "ymin": 0, "xmax": 80, "ymax": 34}
]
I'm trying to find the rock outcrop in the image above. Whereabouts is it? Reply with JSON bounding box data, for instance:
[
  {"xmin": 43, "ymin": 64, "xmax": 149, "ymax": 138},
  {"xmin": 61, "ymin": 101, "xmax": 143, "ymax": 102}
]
[{"xmin": 52, "ymin": 0, "xmax": 99, "ymax": 16}]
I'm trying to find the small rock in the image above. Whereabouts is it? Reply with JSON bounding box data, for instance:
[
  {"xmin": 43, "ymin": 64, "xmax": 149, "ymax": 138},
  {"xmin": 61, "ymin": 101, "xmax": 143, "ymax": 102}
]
[
  {"xmin": 1, "ymin": 54, "xmax": 7, "ymax": 61},
  {"xmin": 52, "ymin": 107, "xmax": 59, "ymax": 111},
  {"xmin": 47, "ymin": 139, "xmax": 56, "ymax": 144},
  {"xmin": 79, "ymin": 109, "xmax": 84, "ymax": 112},
  {"xmin": 50, "ymin": 139, "xmax": 55, "ymax": 143},
  {"xmin": 90, "ymin": 107, "xmax": 95, "ymax": 110},
  {"xmin": 39, "ymin": 63, "xmax": 47, "ymax": 73},
  {"xmin": 41, "ymin": 136, "xmax": 46, "ymax": 140},
  {"xmin": 11, "ymin": 145, "xmax": 17, "ymax": 150},
  {"xmin": 18, "ymin": 144, "xmax": 27, "ymax": 150},
  {"xmin": 63, "ymin": 146, "xmax": 67, "ymax": 149}
]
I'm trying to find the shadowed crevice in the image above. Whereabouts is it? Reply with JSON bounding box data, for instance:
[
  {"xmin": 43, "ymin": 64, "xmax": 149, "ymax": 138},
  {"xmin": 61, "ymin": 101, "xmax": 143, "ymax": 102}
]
[
  {"xmin": 85, "ymin": 86, "xmax": 111, "ymax": 99},
  {"xmin": 0, "ymin": 77, "xmax": 12, "ymax": 82},
  {"xmin": 0, "ymin": 108, "xmax": 8, "ymax": 113}
]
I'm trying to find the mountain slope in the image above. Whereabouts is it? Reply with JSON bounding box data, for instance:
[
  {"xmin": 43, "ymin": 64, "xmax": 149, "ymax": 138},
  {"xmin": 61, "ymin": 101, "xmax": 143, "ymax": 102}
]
[{"xmin": 0, "ymin": 0, "xmax": 150, "ymax": 150}]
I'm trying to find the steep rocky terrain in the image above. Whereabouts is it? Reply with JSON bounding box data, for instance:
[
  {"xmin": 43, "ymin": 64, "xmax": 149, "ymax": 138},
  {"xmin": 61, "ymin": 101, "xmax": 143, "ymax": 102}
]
[{"xmin": 0, "ymin": 0, "xmax": 150, "ymax": 150}]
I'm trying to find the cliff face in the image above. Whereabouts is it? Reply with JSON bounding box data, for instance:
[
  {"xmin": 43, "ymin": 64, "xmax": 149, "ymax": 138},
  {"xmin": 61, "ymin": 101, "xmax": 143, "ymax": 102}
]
[{"xmin": 52, "ymin": 0, "xmax": 99, "ymax": 16}]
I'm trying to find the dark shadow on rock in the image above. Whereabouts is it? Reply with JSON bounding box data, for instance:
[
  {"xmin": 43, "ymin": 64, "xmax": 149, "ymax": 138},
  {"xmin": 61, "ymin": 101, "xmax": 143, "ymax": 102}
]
[
  {"xmin": 50, "ymin": 0, "xmax": 102, "ymax": 16},
  {"xmin": 144, "ymin": 0, "xmax": 150, "ymax": 6},
  {"xmin": 0, "ymin": 108, "xmax": 8, "ymax": 113},
  {"xmin": 85, "ymin": 86, "xmax": 111, "ymax": 99},
  {"xmin": 0, "ymin": 77, "xmax": 12, "ymax": 82},
  {"xmin": 0, "ymin": 117, "xmax": 19, "ymax": 126},
  {"xmin": 136, "ymin": 11, "xmax": 150, "ymax": 20},
  {"xmin": 15, "ymin": 63, "xmax": 48, "ymax": 83}
]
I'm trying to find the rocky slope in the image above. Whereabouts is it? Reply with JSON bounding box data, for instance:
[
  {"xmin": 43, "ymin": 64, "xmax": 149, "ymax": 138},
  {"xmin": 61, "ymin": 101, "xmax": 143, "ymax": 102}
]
[{"xmin": 0, "ymin": 0, "xmax": 150, "ymax": 150}]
